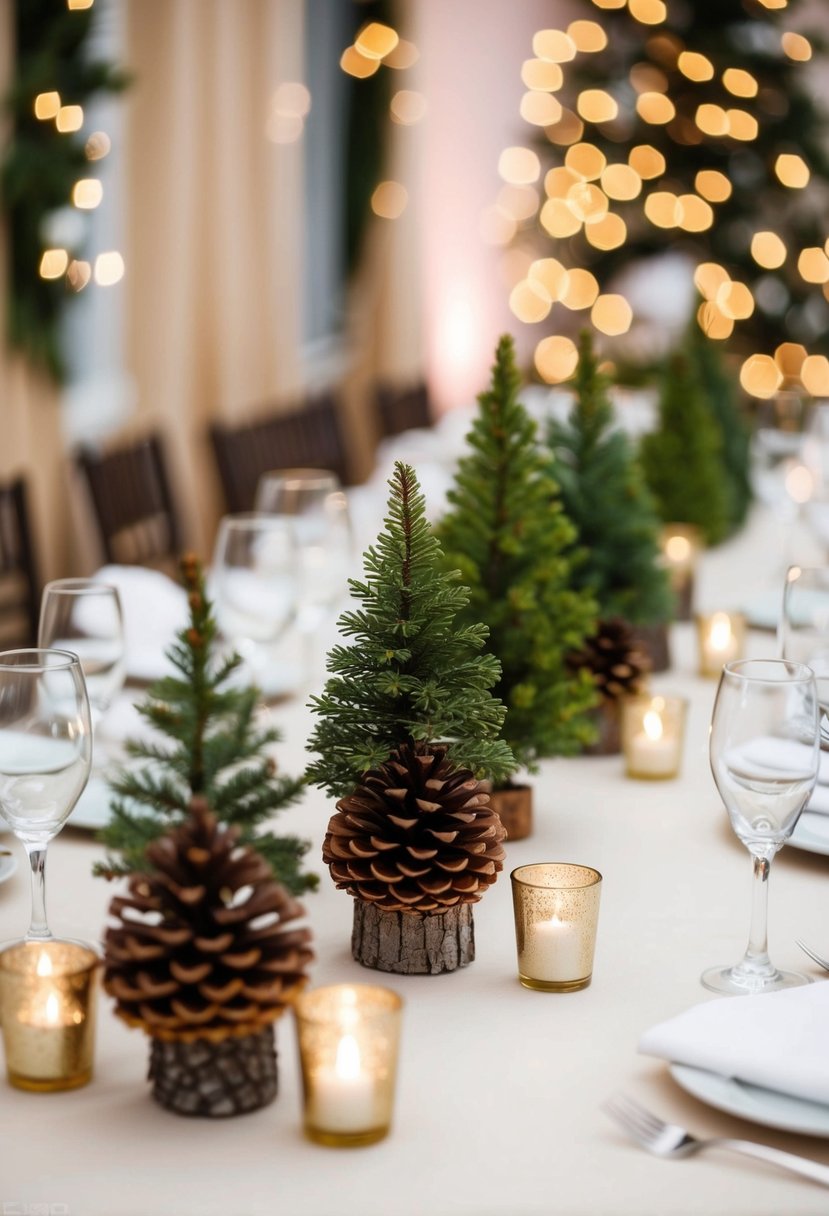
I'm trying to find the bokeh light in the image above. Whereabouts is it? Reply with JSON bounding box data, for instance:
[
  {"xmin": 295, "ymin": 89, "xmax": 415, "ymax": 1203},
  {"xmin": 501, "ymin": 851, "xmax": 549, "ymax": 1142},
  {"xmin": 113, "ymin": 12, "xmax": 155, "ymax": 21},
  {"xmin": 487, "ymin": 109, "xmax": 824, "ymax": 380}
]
[
  {"xmin": 740, "ymin": 354, "xmax": 783, "ymax": 398},
  {"xmin": 534, "ymin": 334, "xmax": 579, "ymax": 382},
  {"xmin": 591, "ymin": 293, "xmax": 632, "ymax": 334}
]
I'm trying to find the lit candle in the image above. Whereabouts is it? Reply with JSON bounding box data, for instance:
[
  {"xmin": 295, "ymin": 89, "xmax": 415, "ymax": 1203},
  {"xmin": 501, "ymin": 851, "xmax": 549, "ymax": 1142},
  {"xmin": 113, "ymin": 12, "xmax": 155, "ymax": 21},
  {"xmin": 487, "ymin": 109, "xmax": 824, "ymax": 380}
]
[
  {"xmin": 523, "ymin": 912, "xmax": 583, "ymax": 984},
  {"xmin": 310, "ymin": 1033, "xmax": 379, "ymax": 1135},
  {"xmin": 627, "ymin": 706, "xmax": 677, "ymax": 778},
  {"xmin": 661, "ymin": 524, "xmax": 700, "ymax": 621},
  {"xmin": 698, "ymin": 611, "xmax": 745, "ymax": 677}
]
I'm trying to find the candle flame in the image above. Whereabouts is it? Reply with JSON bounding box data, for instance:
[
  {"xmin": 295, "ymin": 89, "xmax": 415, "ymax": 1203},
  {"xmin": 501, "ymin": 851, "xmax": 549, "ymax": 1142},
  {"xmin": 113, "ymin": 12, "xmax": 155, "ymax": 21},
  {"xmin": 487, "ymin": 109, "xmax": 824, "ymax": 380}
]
[
  {"xmin": 335, "ymin": 1034, "xmax": 362, "ymax": 1081},
  {"xmin": 643, "ymin": 710, "xmax": 664, "ymax": 742},
  {"xmin": 44, "ymin": 993, "xmax": 61, "ymax": 1025},
  {"xmin": 36, "ymin": 951, "xmax": 53, "ymax": 977},
  {"xmin": 665, "ymin": 534, "xmax": 691, "ymax": 563},
  {"xmin": 709, "ymin": 613, "xmax": 732, "ymax": 650}
]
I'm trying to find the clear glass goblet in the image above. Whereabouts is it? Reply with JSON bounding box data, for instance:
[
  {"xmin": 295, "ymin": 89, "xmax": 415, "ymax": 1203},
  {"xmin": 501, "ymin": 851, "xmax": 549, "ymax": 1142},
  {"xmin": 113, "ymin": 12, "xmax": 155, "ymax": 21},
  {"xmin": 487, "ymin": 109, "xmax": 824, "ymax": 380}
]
[
  {"xmin": 702, "ymin": 658, "xmax": 819, "ymax": 995},
  {"xmin": 38, "ymin": 580, "xmax": 125, "ymax": 726},
  {"xmin": 779, "ymin": 565, "xmax": 829, "ymax": 711},
  {"xmin": 255, "ymin": 468, "xmax": 352, "ymax": 636},
  {"xmin": 212, "ymin": 514, "xmax": 298, "ymax": 681},
  {"xmin": 0, "ymin": 649, "xmax": 92, "ymax": 940}
]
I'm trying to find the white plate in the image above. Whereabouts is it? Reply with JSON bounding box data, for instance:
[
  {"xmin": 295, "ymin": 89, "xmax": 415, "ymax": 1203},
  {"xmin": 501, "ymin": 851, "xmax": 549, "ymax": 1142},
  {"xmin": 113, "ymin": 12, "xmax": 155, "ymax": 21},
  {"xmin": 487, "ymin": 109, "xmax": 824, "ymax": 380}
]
[
  {"xmin": 0, "ymin": 850, "xmax": 17, "ymax": 884},
  {"xmin": 789, "ymin": 812, "xmax": 829, "ymax": 857},
  {"xmin": 670, "ymin": 1063, "xmax": 829, "ymax": 1138}
]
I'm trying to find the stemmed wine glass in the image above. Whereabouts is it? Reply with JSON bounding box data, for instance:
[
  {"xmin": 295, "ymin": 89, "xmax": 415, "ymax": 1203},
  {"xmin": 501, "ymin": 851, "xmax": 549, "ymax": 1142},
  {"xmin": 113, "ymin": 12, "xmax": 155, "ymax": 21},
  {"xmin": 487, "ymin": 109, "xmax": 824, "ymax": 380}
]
[
  {"xmin": 779, "ymin": 565, "xmax": 829, "ymax": 718},
  {"xmin": 255, "ymin": 468, "xmax": 352, "ymax": 649},
  {"xmin": 38, "ymin": 579, "xmax": 125, "ymax": 731},
  {"xmin": 212, "ymin": 514, "xmax": 298, "ymax": 683},
  {"xmin": 703, "ymin": 658, "xmax": 819, "ymax": 995},
  {"xmin": 0, "ymin": 649, "xmax": 92, "ymax": 940}
]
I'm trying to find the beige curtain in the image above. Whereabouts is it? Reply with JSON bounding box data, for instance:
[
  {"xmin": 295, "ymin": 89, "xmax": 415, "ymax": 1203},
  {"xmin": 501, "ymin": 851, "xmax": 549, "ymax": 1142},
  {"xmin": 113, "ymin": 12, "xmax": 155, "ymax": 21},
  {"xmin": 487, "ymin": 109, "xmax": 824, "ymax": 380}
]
[{"xmin": 123, "ymin": 0, "xmax": 306, "ymax": 557}]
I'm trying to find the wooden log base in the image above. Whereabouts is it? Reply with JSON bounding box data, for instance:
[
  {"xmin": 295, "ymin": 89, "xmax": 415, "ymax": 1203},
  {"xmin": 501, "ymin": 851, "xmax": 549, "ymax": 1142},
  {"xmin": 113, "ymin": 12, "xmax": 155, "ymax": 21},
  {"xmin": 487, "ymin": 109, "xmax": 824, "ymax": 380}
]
[
  {"xmin": 632, "ymin": 621, "xmax": 671, "ymax": 674},
  {"xmin": 149, "ymin": 1025, "xmax": 278, "ymax": 1117},
  {"xmin": 489, "ymin": 784, "xmax": 533, "ymax": 841},
  {"xmin": 352, "ymin": 899, "xmax": 475, "ymax": 975}
]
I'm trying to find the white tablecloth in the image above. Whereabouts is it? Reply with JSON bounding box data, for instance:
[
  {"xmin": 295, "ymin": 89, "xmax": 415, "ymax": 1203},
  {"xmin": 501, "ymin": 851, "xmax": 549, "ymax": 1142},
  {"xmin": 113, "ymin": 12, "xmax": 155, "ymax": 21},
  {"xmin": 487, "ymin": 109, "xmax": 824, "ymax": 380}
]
[{"xmin": 1, "ymin": 495, "xmax": 829, "ymax": 1216}]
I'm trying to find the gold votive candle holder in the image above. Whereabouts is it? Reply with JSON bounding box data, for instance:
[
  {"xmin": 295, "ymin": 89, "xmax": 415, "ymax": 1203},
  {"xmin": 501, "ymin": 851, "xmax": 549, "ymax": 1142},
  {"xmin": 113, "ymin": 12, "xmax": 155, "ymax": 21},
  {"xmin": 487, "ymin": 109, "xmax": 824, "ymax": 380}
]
[
  {"xmin": 0, "ymin": 940, "xmax": 99, "ymax": 1092},
  {"xmin": 660, "ymin": 523, "xmax": 702, "ymax": 621},
  {"xmin": 510, "ymin": 863, "xmax": 602, "ymax": 993},
  {"xmin": 696, "ymin": 611, "xmax": 746, "ymax": 678},
  {"xmin": 294, "ymin": 983, "xmax": 403, "ymax": 1147},
  {"xmin": 621, "ymin": 693, "xmax": 687, "ymax": 780}
]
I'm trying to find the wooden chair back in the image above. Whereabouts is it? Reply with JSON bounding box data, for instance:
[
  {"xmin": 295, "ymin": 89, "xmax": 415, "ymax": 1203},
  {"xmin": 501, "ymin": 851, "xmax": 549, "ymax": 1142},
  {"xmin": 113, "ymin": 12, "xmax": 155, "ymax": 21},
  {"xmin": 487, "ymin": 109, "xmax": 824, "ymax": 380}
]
[
  {"xmin": 0, "ymin": 476, "xmax": 40, "ymax": 647},
  {"xmin": 375, "ymin": 382, "xmax": 432, "ymax": 438},
  {"xmin": 210, "ymin": 393, "xmax": 350, "ymax": 513},
  {"xmin": 76, "ymin": 434, "xmax": 182, "ymax": 569}
]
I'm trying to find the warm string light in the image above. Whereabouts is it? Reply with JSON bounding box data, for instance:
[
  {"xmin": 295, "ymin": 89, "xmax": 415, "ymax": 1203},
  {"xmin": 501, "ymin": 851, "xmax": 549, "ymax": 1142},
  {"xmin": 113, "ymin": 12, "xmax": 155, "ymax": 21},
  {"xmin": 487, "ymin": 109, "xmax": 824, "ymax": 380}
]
[{"xmin": 498, "ymin": 8, "xmax": 825, "ymax": 385}]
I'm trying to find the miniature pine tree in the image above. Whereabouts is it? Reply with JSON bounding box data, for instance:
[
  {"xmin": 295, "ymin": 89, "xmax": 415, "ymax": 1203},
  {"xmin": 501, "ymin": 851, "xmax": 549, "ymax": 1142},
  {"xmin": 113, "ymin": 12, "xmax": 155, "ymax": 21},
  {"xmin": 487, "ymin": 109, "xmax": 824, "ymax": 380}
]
[
  {"xmin": 641, "ymin": 354, "xmax": 732, "ymax": 546},
  {"xmin": 436, "ymin": 334, "xmax": 598, "ymax": 775},
  {"xmin": 96, "ymin": 554, "xmax": 316, "ymax": 895},
  {"xmin": 547, "ymin": 331, "xmax": 673, "ymax": 627},
  {"xmin": 306, "ymin": 461, "xmax": 516, "ymax": 799},
  {"xmin": 684, "ymin": 319, "xmax": 752, "ymax": 535}
]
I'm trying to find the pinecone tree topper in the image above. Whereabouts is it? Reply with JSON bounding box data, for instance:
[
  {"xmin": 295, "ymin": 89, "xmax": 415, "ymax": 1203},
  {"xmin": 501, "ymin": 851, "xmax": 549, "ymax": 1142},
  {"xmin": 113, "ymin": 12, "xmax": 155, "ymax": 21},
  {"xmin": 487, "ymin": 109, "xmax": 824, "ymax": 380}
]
[
  {"xmin": 569, "ymin": 618, "xmax": 650, "ymax": 704},
  {"xmin": 323, "ymin": 745, "xmax": 506, "ymax": 915},
  {"xmin": 104, "ymin": 797, "xmax": 313, "ymax": 1044}
]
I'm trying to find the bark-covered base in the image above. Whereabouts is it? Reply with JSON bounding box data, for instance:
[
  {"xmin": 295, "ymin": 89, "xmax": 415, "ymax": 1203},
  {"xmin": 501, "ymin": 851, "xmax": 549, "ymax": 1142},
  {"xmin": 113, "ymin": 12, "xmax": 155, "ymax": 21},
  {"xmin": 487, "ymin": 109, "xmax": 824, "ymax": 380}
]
[
  {"xmin": 149, "ymin": 1025, "xmax": 278, "ymax": 1117},
  {"xmin": 352, "ymin": 900, "xmax": 475, "ymax": 975},
  {"xmin": 489, "ymin": 784, "xmax": 533, "ymax": 840},
  {"xmin": 583, "ymin": 700, "xmax": 621, "ymax": 756},
  {"xmin": 632, "ymin": 621, "xmax": 671, "ymax": 673}
]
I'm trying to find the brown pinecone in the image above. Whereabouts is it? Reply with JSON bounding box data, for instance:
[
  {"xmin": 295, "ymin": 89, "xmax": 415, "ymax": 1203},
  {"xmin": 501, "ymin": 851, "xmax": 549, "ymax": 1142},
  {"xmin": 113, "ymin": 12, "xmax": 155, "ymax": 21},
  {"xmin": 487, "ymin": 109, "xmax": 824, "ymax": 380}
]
[
  {"xmin": 568, "ymin": 617, "xmax": 650, "ymax": 702},
  {"xmin": 323, "ymin": 745, "xmax": 506, "ymax": 914},
  {"xmin": 103, "ymin": 797, "xmax": 313, "ymax": 1043}
]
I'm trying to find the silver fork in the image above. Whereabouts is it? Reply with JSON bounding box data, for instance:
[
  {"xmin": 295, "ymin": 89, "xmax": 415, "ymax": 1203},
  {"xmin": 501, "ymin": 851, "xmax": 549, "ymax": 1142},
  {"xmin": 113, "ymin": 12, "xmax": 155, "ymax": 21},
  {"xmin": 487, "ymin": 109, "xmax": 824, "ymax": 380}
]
[
  {"xmin": 796, "ymin": 939, "xmax": 829, "ymax": 972},
  {"xmin": 603, "ymin": 1092, "xmax": 829, "ymax": 1187}
]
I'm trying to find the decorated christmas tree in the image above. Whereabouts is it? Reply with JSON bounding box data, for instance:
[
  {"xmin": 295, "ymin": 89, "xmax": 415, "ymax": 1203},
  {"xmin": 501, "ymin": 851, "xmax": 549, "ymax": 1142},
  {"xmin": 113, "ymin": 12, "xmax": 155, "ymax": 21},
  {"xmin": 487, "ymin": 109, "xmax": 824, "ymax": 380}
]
[
  {"xmin": 96, "ymin": 554, "xmax": 315, "ymax": 896},
  {"xmin": 641, "ymin": 354, "xmax": 732, "ymax": 546},
  {"xmin": 547, "ymin": 332, "xmax": 673, "ymax": 627},
  {"xmin": 507, "ymin": 0, "xmax": 829, "ymax": 394},
  {"xmin": 307, "ymin": 462, "xmax": 513, "ymax": 974},
  {"xmin": 436, "ymin": 334, "xmax": 597, "ymax": 832}
]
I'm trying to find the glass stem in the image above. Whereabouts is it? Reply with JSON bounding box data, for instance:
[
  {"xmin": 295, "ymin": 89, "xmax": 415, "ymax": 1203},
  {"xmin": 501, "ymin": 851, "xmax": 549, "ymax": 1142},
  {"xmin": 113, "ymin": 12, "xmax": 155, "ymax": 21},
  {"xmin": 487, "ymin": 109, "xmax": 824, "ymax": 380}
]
[
  {"xmin": 742, "ymin": 853, "xmax": 772, "ymax": 974},
  {"xmin": 25, "ymin": 844, "xmax": 52, "ymax": 941}
]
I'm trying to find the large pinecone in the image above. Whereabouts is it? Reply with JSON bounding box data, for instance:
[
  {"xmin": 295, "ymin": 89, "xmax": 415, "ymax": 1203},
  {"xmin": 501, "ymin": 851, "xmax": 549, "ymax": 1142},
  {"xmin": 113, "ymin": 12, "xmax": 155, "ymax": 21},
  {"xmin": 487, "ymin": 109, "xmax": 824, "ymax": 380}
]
[
  {"xmin": 103, "ymin": 797, "xmax": 313, "ymax": 1043},
  {"xmin": 568, "ymin": 617, "xmax": 650, "ymax": 703},
  {"xmin": 323, "ymin": 745, "xmax": 506, "ymax": 914}
]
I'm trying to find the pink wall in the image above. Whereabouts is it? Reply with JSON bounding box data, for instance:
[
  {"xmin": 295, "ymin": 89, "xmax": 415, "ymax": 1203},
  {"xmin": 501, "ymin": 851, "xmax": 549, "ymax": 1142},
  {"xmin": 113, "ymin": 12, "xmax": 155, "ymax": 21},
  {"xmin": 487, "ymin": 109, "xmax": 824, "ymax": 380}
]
[{"xmin": 413, "ymin": 0, "xmax": 567, "ymax": 412}]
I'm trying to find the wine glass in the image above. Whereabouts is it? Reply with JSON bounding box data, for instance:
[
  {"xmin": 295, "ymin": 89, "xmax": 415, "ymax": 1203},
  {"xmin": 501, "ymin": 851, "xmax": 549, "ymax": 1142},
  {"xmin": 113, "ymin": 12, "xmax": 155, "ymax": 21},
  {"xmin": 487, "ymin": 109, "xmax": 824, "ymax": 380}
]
[
  {"xmin": 255, "ymin": 468, "xmax": 352, "ymax": 638},
  {"xmin": 702, "ymin": 658, "xmax": 818, "ymax": 995},
  {"xmin": 0, "ymin": 649, "xmax": 92, "ymax": 940},
  {"xmin": 779, "ymin": 565, "xmax": 829, "ymax": 718},
  {"xmin": 38, "ymin": 580, "xmax": 125, "ymax": 727},
  {"xmin": 211, "ymin": 514, "xmax": 298, "ymax": 679}
]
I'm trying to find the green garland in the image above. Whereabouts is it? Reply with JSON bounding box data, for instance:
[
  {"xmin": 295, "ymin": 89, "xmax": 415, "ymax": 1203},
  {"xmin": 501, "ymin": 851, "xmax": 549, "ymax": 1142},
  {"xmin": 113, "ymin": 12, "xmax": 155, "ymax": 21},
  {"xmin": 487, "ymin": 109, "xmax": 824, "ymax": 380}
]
[{"xmin": 1, "ymin": 0, "xmax": 128, "ymax": 380}]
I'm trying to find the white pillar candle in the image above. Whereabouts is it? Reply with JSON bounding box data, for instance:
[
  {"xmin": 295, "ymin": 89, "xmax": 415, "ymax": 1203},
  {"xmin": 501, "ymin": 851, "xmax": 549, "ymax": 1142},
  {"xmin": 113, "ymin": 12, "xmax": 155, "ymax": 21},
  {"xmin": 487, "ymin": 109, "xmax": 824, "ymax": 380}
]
[
  {"xmin": 310, "ymin": 1034, "xmax": 378, "ymax": 1134},
  {"xmin": 627, "ymin": 707, "xmax": 678, "ymax": 777},
  {"xmin": 523, "ymin": 914, "xmax": 583, "ymax": 984}
]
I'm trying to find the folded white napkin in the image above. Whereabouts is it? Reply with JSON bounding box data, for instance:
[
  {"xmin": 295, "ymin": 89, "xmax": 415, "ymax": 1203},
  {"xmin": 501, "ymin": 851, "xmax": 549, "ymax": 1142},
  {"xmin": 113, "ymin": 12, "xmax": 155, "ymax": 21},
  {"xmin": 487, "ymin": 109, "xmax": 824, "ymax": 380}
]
[
  {"xmin": 730, "ymin": 736, "xmax": 829, "ymax": 815},
  {"xmin": 639, "ymin": 982, "xmax": 829, "ymax": 1106},
  {"xmin": 93, "ymin": 565, "xmax": 188, "ymax": 681}
]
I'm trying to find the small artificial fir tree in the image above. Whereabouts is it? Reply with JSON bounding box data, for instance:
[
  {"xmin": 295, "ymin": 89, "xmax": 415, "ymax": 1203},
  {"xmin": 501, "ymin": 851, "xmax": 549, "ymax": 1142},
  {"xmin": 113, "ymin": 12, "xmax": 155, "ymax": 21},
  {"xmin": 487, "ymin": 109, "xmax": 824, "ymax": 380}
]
[
  {"xmin": 547, "ymin": 332, "xmax": 673, "ymax": 629},
  {"xmin": 436, "ymin": 334, "xmax": 598, "ymax": 794},
  {"xmin": 640, "ymin": 355, "xmax": 732, "ymax": 547},
  {"xmin": 683, "ymin": 319, "xmax": 752, "ymax": 536},
  {"xmin": 307, "ymin": 462, "xmax": 514, "ymax": 974},
  {"xmin": 96, "ymin": 554, "xmax": 316, "ymax": 896}
]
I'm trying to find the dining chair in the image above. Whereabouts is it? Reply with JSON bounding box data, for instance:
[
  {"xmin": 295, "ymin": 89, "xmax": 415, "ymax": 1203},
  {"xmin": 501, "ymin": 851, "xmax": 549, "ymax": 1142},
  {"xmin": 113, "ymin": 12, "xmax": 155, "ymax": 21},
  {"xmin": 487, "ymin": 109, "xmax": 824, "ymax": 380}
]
[
  {"xmin": 0, "ymin": 475, "xmax": 40, "ymax": 646},
  {"xmin": 209, "ymin": 392, "xmax": 351, "ymax": 513},
  {"xmin": 375, "ymin": 381, "xmax": 432, "ymax": 438},
  {"xmin": 75, "ymin": 432, "xmax": 183, "ymax": 570}
]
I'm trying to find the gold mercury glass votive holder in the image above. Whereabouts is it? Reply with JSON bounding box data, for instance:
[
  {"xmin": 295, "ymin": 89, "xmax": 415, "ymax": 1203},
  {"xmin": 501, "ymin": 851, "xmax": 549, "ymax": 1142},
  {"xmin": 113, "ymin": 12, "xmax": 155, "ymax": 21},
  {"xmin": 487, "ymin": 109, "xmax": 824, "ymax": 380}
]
[
  {"xmin": 621, "ymin": 693, "xmax": 688, "ymax": 780},
  {"xmin": 695, "ymin": 611, "xmax": 746, "ymax": 678},
  {"xmin": 0, "ymin": 939, "xmax": 99, "ymax": 1092},
  {"xmin": 294, "ymin": 983, "xmax": 403, "ymax": 1148},
  {"xmin": 511, "ymin": 863, "xmax": 603, "ymax": 993}
]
